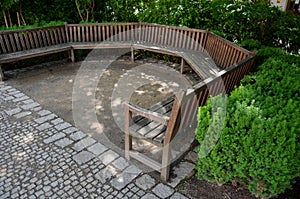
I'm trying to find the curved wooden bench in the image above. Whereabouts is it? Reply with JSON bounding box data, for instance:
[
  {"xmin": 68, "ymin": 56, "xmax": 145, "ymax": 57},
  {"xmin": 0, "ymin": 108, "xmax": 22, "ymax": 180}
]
[
  {"xmin": 0, "ymin": 22, "xmax": 252, "ymax": 81},
  {"xmin": 0, "ymin": 23, "xmax": 256, "ymax": 181}
]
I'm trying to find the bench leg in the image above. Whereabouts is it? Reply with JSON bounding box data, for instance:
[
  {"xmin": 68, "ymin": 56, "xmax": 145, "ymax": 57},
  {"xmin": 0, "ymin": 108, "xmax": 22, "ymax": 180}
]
[
  {"xmin": 180, "ymin": 58, "xmax": 184, "ymax": 74},
  {"xmin": 70, "ymin": 48, "xmax": 75, "ymax": 62},
  {"xmin": 131, "ymin": 47, "xmax": 134, "ymax": 63},
  {"xmin": 161, "ymin": 144, "xmax": 171, "ymax": 181},
  {"xmin": 0, "ymin": 65, "xmax": 3, "ymax": 81},
  {"xmin": 125, "ymin": 108, "xmax": 132, "ymax": 160}
]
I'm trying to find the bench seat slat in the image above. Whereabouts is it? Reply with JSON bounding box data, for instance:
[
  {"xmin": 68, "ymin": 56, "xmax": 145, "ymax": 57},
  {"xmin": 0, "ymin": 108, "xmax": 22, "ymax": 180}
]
[{"xmin": 0, "ymin": 44, "xmax": 71, "ymax": 64}]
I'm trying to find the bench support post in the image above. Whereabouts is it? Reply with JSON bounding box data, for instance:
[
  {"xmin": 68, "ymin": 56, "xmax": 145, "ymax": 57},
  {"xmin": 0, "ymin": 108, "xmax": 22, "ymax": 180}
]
[
  {"xmin": 161, "ymin": 145, "xmax": 171, "ymax": 182},
  {"xmin": 125, "ymin": 107, "xmax": 132, "ymax": 160},
  {"xmin": 70, "ymin": 48, "xmax": 75, "ymax": 62},
  {"xmin": 180, "ymin": 58, "xmax": 184, "ymax": 74},
  {"xmin": 131, "ymin": 47, "xmax": 134, "ymax": 63},
  {"xmin": 0, "ymin": 65, "xmax": 3, "ymax": 81}
]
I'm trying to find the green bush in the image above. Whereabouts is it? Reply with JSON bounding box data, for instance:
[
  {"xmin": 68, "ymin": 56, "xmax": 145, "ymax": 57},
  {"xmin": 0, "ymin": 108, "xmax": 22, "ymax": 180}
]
[{"xmin": 195, "ymin": 52, "xmax": 300, "ymax": 197}]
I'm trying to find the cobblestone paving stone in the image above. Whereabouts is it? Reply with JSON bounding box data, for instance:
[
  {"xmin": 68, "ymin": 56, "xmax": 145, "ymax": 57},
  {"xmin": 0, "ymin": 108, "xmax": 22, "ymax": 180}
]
[{"xmin": 0, "ymin": 82, "xmax": 189, "ymax": 198}]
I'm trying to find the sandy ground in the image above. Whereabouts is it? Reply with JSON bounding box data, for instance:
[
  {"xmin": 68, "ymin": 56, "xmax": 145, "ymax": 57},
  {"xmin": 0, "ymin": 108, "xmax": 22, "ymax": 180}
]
[{"xmin": 6, "ymin": 51, "xmax": 197, "ymax": 155}]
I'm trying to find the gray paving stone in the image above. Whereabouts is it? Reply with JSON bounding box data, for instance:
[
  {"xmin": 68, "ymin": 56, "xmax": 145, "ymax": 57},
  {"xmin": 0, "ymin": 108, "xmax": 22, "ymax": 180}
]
[
  {"xmin": 54, "ymin": 122, "xmax": 72, "ymax": 131},
  {"xmin": 111, "ymin": 157, "xmax": 129, "ymax": 171},
  {"xmin": 63, "ymin": 127, "xmax": 78, "ymax": 134},
  {"xmin": 152, "ymin": 183, "xmax": 174, "ymax": 199},
  {"xmin": 13, "ymin": 95, "xmax": 29, "ymax": 102},
  {"xmin": 141, "ymin": 193, "xmax": 159, "ymax": 199},
  {"xmin": 34, "ymin": 114, "xmax": 56, "ymax": 124},
  {"xmin": 168, "ymin": 161, "xmax": 194, "ymax": 188},
  {"xmin": 54, "ymin": 138, "xmax": 73, "ymax": 148},
  {"xmin": 87, "ymin": 143, "xmax": 108, "ymax": 156},
  {"xmin": 37, "ymin": 110, "xmax": 52, "ymax": 116},
  {"xmin": 21, "ymin": 102, "xmax": 40, "ymax": 110},
  {"xmin": 22, "ymin": 99, "xmax": 34, "ymax": 104},
  {"xmin": 73, "ymin": 151, "xmax": 95, "ymax": 165},
  {"xmin": 69, "ymin": 131, "xmax": 86, "ymax": 141},
  {"xmin": 135, "ymin": 174, "xmax": 156, "ymax": 190},
  {"xmin": 5, "ymin": 108, "xmax": 22, "ymax": 116},
  {"xmin": 37, "ymin": 123, "xmax": 53, "ymax": 131},
  {"xmin": 51, "ymin": 118, "xmax": 64, "ymax": 125},
  {"xmin": 111, "ymin": 165, "xmax": 142, "ymax": 190},
  {"xmin": 14, "ymin": 111, "xmax": 32, "ymax": 119},
  {"xmin": 44, "ymin": 132, "xmax": 66, "ymax": 144},
  {"xmin": 73, "ymin": 137, "xmax": 96, "ymax": 151},
  {"xmin": 170, "ymin": 192, "xmax": 189, "ymax": 199},
  {"xmin": 98, "ymin": 150, "xmax": 119, "ymax": 165},
  {"xmin": 94, "ymin": 165, "xmax": 117, "ymax": 183}
]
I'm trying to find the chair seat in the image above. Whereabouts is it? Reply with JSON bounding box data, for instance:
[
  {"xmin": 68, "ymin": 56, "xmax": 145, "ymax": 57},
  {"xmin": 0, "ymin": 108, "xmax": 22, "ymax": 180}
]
[{"xmin": 128, "ymin": 97, "xmax": 174, "ymax": 146}]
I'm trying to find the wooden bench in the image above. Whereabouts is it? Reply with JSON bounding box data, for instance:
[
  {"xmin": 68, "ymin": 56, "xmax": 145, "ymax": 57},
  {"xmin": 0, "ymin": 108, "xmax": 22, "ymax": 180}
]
[
  {"xmin": 123, "ymin": 89, "xmax": 201, "ymax": 181},
  {"xmin": 0, "ymin": 22, "xmax": 251, "ymax": 82}
]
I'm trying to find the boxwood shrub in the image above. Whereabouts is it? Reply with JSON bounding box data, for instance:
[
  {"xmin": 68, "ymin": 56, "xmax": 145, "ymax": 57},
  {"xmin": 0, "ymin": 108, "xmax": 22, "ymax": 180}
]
[{"xmin": 195, "ymin": 50, "xmax": 300, "ymax": 197}]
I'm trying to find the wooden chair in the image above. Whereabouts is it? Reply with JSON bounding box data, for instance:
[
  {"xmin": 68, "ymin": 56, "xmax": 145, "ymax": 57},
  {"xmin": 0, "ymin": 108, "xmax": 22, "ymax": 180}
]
[{"xmin": 123, "ymin": 90, "xmax": 194, "ymax": 181}]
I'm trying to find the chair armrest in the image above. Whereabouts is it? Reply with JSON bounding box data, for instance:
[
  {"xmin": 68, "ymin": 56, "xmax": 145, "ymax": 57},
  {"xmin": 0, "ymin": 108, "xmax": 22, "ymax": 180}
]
[{"xmin": 123, "ymin": 101, "xmax": 170, "ymax": 125}]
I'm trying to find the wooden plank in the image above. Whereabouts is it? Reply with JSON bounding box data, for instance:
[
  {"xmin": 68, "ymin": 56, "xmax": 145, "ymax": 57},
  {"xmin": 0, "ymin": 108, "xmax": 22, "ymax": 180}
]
[
  {"xmin": 19, "ymin": 33, "xmax": 26, "ymax": 50},
  {"xmin": 96, "ymin": 25, "xmax": 100, "ymax": 42},
  {"xmin": 73, "ymin": 26, "xmax": 77, "ymax": 42},
  {"xmin": 49, "ymin": 29, "xmax": 55, "ymax": 45},
  {"xmin": 13, "ymin": 33, "xmax": 21, "ymax": 51},
  {"xmin": 129, "ymin": 151, "xmax": 161, "ymax": 171},
  {"xmin": 23, "ymin": 32, "xmax": 31, "ymax": 50},
  {"xmin": 3, "ymin": 34, "xmax": 12, "ymax": 52},
  {"xmin": 53, "ymin": 28, "xmax": 59, "ymax": 44},
  {"xmin": 118, "ymin": 25, "xmax": 122, "ymax": 42},
  {"xmin": 41, "ymin": 30, "xmax": 48, "ymax": 47},
  {"xmin": 60, "ymin": 27, "xmax": 66, "ymax": 43},
  {"xmin": 93, "ymin": 25, "xmax": 97, "ymax": 42},
  {"xmin": 9, "ymin": 33, "xmax": 17, "ymax": 52},
  {"xmin": 85, "ymin": 26, "xmax": 89, "ymax": 42},
  {"xmin": 33, "ymin": 31, "xmax": 40, "ymax": 47},
  {"xmin": 0, "ymin": 35, "xmax": 7, "ymax": 54},
  {"xmin": 90, "ymin": 25, "xmax": 94, "ymax": 42},
  {"xmin": 81, "ymin": 26, "xmax": 85, "ymax": 42},
  {"xmin": 77, "ymin": 26, "xmax": 81, "ymax": 42},
  {"xmin": 194, "ymin": 31, "xmax": 200, "ymax": 50},
  {"xmin": 182, "ymin": 30, "xmax": 187, "ymax": 49}
]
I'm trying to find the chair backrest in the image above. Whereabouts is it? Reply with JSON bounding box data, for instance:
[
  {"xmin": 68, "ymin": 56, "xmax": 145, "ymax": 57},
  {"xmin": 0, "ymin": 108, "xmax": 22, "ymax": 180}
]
[{"xmin": 164, "ymin": 90, "xmax": 198, "ymax": 144}]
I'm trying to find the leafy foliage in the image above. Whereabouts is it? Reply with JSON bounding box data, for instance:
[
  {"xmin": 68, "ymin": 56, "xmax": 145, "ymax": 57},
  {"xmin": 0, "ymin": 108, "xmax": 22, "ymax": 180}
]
[{"xmin": 195, "ymin": 50, "xmax": 300, "ymax": 197}]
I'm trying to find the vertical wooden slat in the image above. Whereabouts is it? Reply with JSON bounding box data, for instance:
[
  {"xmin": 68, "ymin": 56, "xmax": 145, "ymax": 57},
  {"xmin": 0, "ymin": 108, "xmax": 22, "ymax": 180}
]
[
  {"xmin": 0, "ymin": 35, "xmax": 7, "ymax": 53},
  {"xmin": 27, "ymin": 32, "xmax": 35, "ymax": 49},
  {"xmin": 90, "ymin": 25, "xmax": 94, "ymax": 42},
  {"xmin": 19, "ymin": 33, "xmax": 26, "ymax": 50},
  {"xmin": 106, "ymin": 25, "xmax": 109, "ymax": 41},
  {"xmin": 13, "ymin": 33, "xmax": 21, "ymax": 51},
  {"xmin": 41, "ymin": 30, "xmax": 48, "ymax": 47},
  {"xmin": 93, "ymin": 25, "xmax": 97, "ymax": 42},
  {"xmin": 194, "ymin": 31, "xmax": 200, "ymax": 51},
  {"xmin": 118, "ymin": 25, "xmax": 122, "ymax": 42},
  {"xmin": 98, "ymin": 25, "xmax": 102, "ymax": 41},
  {"xmin": 182, "ymin": 30, "xmax": 187, "ymax": 49},
  {"xmin": 23, "ymin": 32, "xmax": 31, "ymax": 50},
  {"xmin": 9, "ymin": 33, "xmax": 16, "ymax": 52},
  {"xmin": 37, "ymin": 31, "xmax": 44, "ymax": 47},
  {"xmin": 3, "ymin": 34, "xmax": 12, "ymax": 52},
  {"xmin": 86, "ymin": 26, "xmax": 89, "ymax": 42}
]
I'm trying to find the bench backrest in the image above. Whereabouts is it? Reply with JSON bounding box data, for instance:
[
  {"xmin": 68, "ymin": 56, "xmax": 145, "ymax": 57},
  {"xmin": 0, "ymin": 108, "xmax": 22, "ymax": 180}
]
[
  {"xmin": 0, "ymin": 25, "xmax": 68, "ymax": 54},
  {"xmin": 165, "ymin": 51, "xmax": 256, "ymax": 144}
]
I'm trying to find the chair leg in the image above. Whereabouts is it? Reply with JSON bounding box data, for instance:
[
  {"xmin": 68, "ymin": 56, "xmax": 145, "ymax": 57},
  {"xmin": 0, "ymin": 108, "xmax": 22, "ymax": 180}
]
[
  {"xmin": 70, "ymin": 48, "xmax": 75, "ymax": 62},
  {"xmin": 161, "ymin": 144, "xmax": 171, "ymax": 181},
  {"xmin": 125, "ymin": 132, "xmax": 132, "ymax": 160},
  {"xmin": 125, "ymin": 108, "xmax": 132, "ymax": 160},
  {"xmin": 0, "ymin": 65, "xmax": 3, "ymax": 81}
]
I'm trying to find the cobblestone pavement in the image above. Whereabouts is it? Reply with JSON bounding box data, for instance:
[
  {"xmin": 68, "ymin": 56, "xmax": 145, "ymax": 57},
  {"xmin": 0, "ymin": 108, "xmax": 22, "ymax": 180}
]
[{"xmin": 0, "ymin": 82, "xmax": 189, "ymax": 199}]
